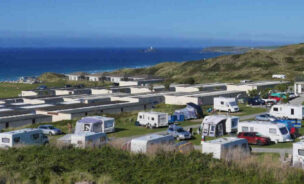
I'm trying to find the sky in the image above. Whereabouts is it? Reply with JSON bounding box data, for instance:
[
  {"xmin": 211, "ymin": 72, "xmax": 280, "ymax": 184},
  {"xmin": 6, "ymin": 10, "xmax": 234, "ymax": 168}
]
[{"xmin": 0, "ymin": 0, "xmax": 304, "ymax": 47}]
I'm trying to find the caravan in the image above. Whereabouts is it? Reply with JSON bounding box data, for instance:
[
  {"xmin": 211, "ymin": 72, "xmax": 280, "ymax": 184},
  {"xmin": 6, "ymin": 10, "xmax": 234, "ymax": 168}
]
[
  {"xmin": 75, "ymin": 116, "xmax": 115, "ymax": 134},
  {"xmin": 136, "ymin": 112, "xmax": 168, "ymax": 128},
  {"xmin": 130, "ymin": 134, "xmax": 175, "ymax": 153},
  {"xmin": 213, "ymin": 97, "xmax": 239, "ymax": 113},
  {"xmin": 292, "ymin": 142, "xmax": 304, "ymax": 168},
  {"xmin": 200, "ymin": 115, "xmax": 239, "ymax": 137},
  {"xmin": 238, "ymin": 121, "xmax": 292, "ymax": 143},
  {"xmin": 0, "ymin": 128, "xmax": 49, "ymax": 148},
  {"xmin": 270, "ymin": 104, "xmax": 304, "ymax": 120},
  {"xmin": 202, "ymin": 137, "xmax": 250, "ymax": 159},
  {"xmin": 71, "ymin": 132, "xmax": 108, "ymax": 148}
]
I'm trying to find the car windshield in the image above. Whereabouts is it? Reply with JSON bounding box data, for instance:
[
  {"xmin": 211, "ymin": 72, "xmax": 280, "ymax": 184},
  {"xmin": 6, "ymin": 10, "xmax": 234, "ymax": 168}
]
[
  {"xmin": 177, "ymin": 128, "xmax": 184, "ymax": 132},
  {"xmin": 279, "ymin": 127, "xmax": 288, "ymax": 135},
  {"xmin": 256, "ymin": 133, "xmax": 263, "ymax": 137},
  {"xmin": 229, "ymin": 102, "xmax": 237, "ymax": 106},
  {"xmin": 48, "ymin": 126, "xmax": 55, "ymax": 129}
]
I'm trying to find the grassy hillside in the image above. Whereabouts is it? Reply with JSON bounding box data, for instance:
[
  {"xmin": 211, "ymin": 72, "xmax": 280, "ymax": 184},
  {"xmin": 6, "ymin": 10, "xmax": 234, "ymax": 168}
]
[
  {"xmin": 0, "ymin": 146, "xmax": 303, "ymax": 184},
  {"xmin": 112, "ymin": 43, "xmax": 304, "ymax": 83}
]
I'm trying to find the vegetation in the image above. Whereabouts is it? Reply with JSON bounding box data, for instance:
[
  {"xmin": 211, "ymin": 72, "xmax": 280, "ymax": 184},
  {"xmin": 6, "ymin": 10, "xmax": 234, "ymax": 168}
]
[{"xmin": 111, "ymin": 43, "xmax": 304, "ymax": 83}]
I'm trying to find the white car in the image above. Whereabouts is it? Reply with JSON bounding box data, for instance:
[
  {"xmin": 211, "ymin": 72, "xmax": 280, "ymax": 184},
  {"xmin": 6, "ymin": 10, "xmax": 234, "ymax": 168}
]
[{"xmin": 38, "ymin": 125, "xmax": 62, "ymax": 135}]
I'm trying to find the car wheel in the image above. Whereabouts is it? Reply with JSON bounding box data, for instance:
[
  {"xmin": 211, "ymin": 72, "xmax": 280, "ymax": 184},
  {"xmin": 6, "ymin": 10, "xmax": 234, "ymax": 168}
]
[
  {"xmin": 257, "ymin": 140, "xmax": 263, "ymax": 146},
  {"xmin": 49, "ymin": 132, "xmax": 53, "ymax": 136}
]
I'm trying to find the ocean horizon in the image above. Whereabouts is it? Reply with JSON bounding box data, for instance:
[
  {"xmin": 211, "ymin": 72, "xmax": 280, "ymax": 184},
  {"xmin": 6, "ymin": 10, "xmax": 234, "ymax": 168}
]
[{"xmin": 0, "ymin": 48, "xmax": 231, "ymax": 81}]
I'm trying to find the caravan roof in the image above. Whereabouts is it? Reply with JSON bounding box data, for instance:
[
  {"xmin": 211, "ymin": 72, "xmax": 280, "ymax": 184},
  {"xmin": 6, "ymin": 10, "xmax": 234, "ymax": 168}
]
[
  {"xmin": 205, "ymin": 137, "xmax": 245, "ymax": 145},
  {"xmin": 132, "ymin": 134, "xmax": 173, "ymax": 143},
  {"xmin": 77, "ymin": 116, "xmax": 114, "ymax": 124},
  {"xmin": 139, "ymin": 111, "xmax": 167, "ymax": 115},
  {"xmin": 1, "ymin": 128, "xmax": 40, "ymax": 135},
  {"xmin": 240, "ymin": 121, "xmax": 286, "ymax": 128}
]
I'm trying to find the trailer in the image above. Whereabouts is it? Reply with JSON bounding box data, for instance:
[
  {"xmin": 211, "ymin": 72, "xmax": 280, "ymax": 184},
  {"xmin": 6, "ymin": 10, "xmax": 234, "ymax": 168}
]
[
  {"xmin": 136, "ymin": 112, "xmax": 168, "ymax": 128},
  {"xmin": 238, "ymin": 121, "xmax": 292, "ymax": 143},
  {"xmin": 202, "ymin": 137, "xmax": 250, "ymax": 159},
  {"xmin": 75, "ymin": 116, "xmax": 115, "ymax": 134},
  {"xmin": 213, "ymin": 97, "xmax": 239, "ymax": 113},
  {"xmin": 200, "ymin": 115, "xmax": 239, "ymax": 137},
  {"xmin": 71, "ymin": 132, "xmax": 108, "ymax": 148},
  {"xmin": 130, "ymin": 134, "xmax": 175, "ymax": 153},
  {"xmin": 269, "ymin": 104, "xmax": 304, "ymax": 120},
  {"xmin": 0, "ymin": 128, "xmax": 49, "ymax": 148},
  {"xmin": 292, "ymin": 141, "xmax": 304, "ymax": 168}
]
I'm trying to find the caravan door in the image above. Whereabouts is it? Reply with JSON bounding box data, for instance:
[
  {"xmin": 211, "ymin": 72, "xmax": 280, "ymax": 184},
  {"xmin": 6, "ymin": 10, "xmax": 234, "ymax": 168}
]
[{"xmin": 203, "ymin": 124, "xmax": 216, "ymax": 137}]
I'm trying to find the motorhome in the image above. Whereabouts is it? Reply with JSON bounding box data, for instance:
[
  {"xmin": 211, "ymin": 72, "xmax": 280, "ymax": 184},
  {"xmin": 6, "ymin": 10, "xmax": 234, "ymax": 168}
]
[
  {"xmin": 202, "ymin": 137, "xmax": 250, "ymax": 159},
  {"xmin": 238, "ymin": 121, "xmax": 292, "ymax": 143},
  {"xmin": 130, "ymin": 134, "xmax": 175, "ymax": 153},
  {"xmin": 213, "ymin": 97, "xmax": 239, "ymax": 113},
  {"xmin": 269, "ymin": 104, "xmax": 304, "ymax": 120},
  {"xmin": 136, "ymin": 112, "xmax": 168, "ymax": 128},
  {"xmin": 75, "ymin": 116, "xmax": 115, "ymax": 134},
  {"xmin": 0, "ymin": 128, "xmax": 49, "ymax": 148},
  {"xmin": 292, "ymin": 141, "xmax": 304, "ymax": 168},
  {"xmin": 200, "ymin": 115, "xmax": 239, "ymax": 137},
  {"xmin": 70, "ymin": 132, "xmax": 108, "ymax": 148}
]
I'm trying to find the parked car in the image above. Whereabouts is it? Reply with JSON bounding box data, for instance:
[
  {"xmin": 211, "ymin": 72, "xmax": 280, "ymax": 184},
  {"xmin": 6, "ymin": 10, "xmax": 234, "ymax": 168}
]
[
  {"xmin": 65, "ymin": 84, "xmax": 72, "ymax": 88},
  {"xmin": 36, "ymin": 85, "xmax": 47, "ymax": 90},
  {"xmin": 167, "ymin": 124, "xmax": 191, "ymax": 140},
  {"xmin": 247, "ymin": 97, "xmax": 265, "ymax": 106},
  {"xmin": 262, "ymin": 98, "xmax": 276, "ymax": 106},
  {"xmin": 38, "ymin": 125, "xmax": 62, "ymax": 135},
  {"xmin": 255, "ymin": 113, "xmax": 277, "ymax": 121},
  {"xmin": 237, "ymin": 132, "xmax": 271, "ymax": 145},
  {"xmin": 74, "ymin": 84, "xmax": 85, "ymax": 88},
  {"xmin": 288, "ymin": 93, "xmax": 298, "ymax": 99}
]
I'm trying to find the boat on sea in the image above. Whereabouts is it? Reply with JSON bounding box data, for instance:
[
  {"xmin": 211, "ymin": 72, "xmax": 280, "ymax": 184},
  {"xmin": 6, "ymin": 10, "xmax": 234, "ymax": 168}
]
[{"xmin": 144, "ymin": 46, "xmax": 156, "ymax": 53}]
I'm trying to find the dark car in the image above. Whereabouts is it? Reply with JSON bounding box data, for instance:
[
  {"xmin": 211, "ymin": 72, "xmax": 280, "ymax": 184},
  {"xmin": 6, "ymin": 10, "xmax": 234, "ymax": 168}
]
[
  {"xmin": 247, "ymin": 97, "xmax": 265, "ymax": 105},
  {"xmin": 36, "ymin": 85, "xmax": 48, "ymax": 90},
  {"xmin": 237, "ymin": 132, "xmax": 271, "ymax": 145}
]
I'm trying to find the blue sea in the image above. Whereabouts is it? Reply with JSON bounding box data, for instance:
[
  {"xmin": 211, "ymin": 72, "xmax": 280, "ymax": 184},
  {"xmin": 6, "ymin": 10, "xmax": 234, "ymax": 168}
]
[{"xmin": 0, "ymin": 48, "xmax": 229, "ymax": 81}]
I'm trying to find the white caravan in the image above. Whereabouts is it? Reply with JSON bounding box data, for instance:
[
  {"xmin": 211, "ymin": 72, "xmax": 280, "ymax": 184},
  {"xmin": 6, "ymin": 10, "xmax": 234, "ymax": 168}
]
[
  {"xmin": 130, "ymin": 134, "xmax": 175, "ymax": 153},
  {"xmin": 71, "ymin": 132, "xmax": 108, "ymax": 149},
  {"xmin": 272, "ymin": 74, "xmax": 286, "ymax": 79},
  {"xmin": 269, "ymin": 104, "xmax": 304, "ymax": 120},
  {"xmin": 0, "ymin": 128, "xmax": 49, "ymax": 148},
  {"xmin": 200, "ymin": 115, "xmax": 239, "ymax": 137},
  {"xmin": 75, "ymin": 116, "xmax": 115, "ymax": 134},
  {"xmin": 238, "ymin": 121, "xmax": 292, "ymax": 143},
  {"xmin": 137, "ymin": 112, "xmax": 168, "ymax": 128},
  {"xmin": 292, "ymin": 142, "xmax": 304, "ymax": 168},
  {"xmin": 202, "ymin": 137, "xmax": 250, "ymax": 159},
  {"xmin": 213, "ymin": 97, "xmax": 239, "ymax": 113}
]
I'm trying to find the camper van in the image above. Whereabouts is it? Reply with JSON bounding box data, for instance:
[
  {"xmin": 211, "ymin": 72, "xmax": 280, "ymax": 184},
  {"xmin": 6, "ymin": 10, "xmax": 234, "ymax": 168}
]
[
  {"xmin": 0, "ymin": 128, "xmax": 49, "ymax": 148},
  {"xmin": 136, "ymin": 112, "xmax": 168, "ymax": 128},
  {"xmin": 71, "ymin": 132, "xmax": 108, "ymax": 149},
  {"xmin": 130, "ymin": 134, "xmax": 175, "ymax": 153},
  {"xmin": 201, "ymin": 115, "xmax": 239, "ymax": 137},
  {"xmin": 213, "ymin": 97, "xmax": 239, "ymax": 113},
  {"xmin": 269, "ymin": 104, "xmax": 304, "ymax": 120},
  {"xmin": 75, "ymin": 116, "xmax": 115, "ymax": 134},
  {"xmin": 292, "ymin": 142, "xmax": 304, "ymax": 168},
  {"xmin": 202, "ymin": 137, "xmax": 250, "ymax": 159},
  {"xmin": 238, "ymin": 121, "xmax": 292, "ymax": 143}
]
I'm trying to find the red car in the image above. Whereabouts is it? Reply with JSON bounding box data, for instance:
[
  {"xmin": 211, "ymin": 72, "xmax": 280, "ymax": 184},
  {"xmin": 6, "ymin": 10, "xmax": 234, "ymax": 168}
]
[
  {"xmin": 269, "ymin": 96, "xmax": 281, "ymax": 102},
  {"xmin": 237, "ymin": 132, "xmax": 271, "ymax": 145}
]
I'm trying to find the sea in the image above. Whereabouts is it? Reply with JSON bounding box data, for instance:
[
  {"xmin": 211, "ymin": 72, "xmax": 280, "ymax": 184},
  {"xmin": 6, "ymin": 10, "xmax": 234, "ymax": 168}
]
[{"xmin": 0, "ymin": 48, "xmax": 230, "ymax": 81}]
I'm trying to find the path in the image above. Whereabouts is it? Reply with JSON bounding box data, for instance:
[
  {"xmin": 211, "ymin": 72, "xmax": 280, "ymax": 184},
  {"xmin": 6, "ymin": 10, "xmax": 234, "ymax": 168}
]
[{"xmin": 289, "ymin": 95, "xmax": 304, "ymax": 105}]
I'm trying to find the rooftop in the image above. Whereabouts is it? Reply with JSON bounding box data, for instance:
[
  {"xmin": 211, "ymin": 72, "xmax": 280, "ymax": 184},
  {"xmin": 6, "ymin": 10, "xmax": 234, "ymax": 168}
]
[{"xmin": 205, "ymin": 137, "xmax": 245, "ymax": 144}]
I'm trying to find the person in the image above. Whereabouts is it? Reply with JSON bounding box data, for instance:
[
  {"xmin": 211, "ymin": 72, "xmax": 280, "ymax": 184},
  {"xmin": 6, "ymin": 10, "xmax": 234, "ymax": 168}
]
[
  {"xmin": 201, "ymin": 134, "xmax": 205, "ymax": 144},
  {"xmin": 189, "ymin": 127, "xmax": 193, "ymax": 135},
  {"xmin": 67, "ymin": 123, "xmax": 72, "ymax": 133},
  {"xmin": 290, "ymin": 127, "xmax": 296, "ymax": 139}
]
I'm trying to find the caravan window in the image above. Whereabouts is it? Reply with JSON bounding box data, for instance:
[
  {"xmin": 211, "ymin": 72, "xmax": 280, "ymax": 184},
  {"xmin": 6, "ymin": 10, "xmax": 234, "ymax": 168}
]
[
  {"xmin": 139, "ymin": 115, "xmax": 143, "ymax": 119},
  {"xmin": 151, "ymin": 117, "xmax": 155, "ymax": 121},
  {"xmin": 105, "ymin": 121, "xmax": 114, "ymax": 128},
  {"xmin": 229, "ymin": 102, "xmax": 237, "ymax": 106},
  {"xmin": 269, "ymin": 128, "xmax": 277, "ymax": 134},
  {"xmin": 273, "ymin": 108, "xmax": 278, "ymax": 112},
  {"xmin": 232, "ymin": 119, "xmax": 238, "ymax": 127},
  {"xmin": 84, "ymin": 124, "xmax": 91, "ymax": 131},
  {"xmin": 1, "ymin": 138, "xmax": 10, "ymax": 143},
  {"xmin": 298, "ymin": 149, "xmax": 304, "ymax": 156},
  {"xmin": 291, "ymin": 109, "xmax": 294, "ymax": 115},
  {"xmin": 13, "ymin": 137, "xmax": 20, "ymax": 143},
  {"xmin": 211, "ymin": 126, "xmax": 215, "ymax": 131},
  {"xmin": 221, "ymin": 101, "xmax": 224, "ymax": 105},
  {"xmin": 279, "ymin": 127, "xmax": 288, "ymax": 135},
  {"xmin": 32, "ymin": 134, "xmax": 39, "ymax": 140},
  {"xmin": 242, "ymin": 126, "xmax": 249, "ymax": 132}
]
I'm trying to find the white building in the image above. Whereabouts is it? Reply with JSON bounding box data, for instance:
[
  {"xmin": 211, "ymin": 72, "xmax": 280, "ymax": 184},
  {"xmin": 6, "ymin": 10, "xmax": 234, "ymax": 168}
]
[
  {"xmin": 294, "ymin": 82, "xmax": 304, "ymax": 95},
  {"xmin": 227, "ymin": 81, "xmax": 289, "ymax": 93},
  {"xmin": 66, "ymin": 72, "xmax": 87, "ymax": 81},
  {"xmin": 86, "ymin": 73, "xmax": 104, "ymax": 82},
  {"xmin": 173, "ymin": 83, "xmax": 227, "ymax": 93}
]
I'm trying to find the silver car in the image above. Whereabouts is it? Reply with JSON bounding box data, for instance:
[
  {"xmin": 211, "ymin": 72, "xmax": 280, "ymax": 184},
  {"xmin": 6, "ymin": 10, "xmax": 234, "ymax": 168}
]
[{"xmin": 38, "ymin": 125, "xmax": 62, "ymax": 135}]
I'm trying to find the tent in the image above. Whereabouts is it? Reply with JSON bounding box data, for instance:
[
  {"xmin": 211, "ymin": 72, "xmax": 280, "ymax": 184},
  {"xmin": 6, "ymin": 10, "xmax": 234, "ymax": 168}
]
[{"xmin": 174, "ymin": 103, "xmax": 203, "ymax": 120}]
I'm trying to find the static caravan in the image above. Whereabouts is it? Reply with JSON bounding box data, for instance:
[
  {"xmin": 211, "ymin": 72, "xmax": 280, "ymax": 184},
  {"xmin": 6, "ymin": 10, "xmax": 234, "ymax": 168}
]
[
  {"xmin": 75, "ymin": 116, "xmax": 115, "ymax": 134},
  {"xmin": 136, "ymin": 112, "xmax": 168, "ymax": 128},
  {"xmin": 202, "ymin": 137, "xmax": 250, "ymax": 159},
  {"xmin": 292, "ymin": 142, "xmax": 304, "ymax": 168},
  {"xmin": 238, "ymin": 121, "xmax": 292, "ymax": 143},
  {"xmin": 270, "ymin": 105, "xmax": 303, "ymax": 120},
  {"xmin": 0, "ymin": 128, "xmax": 49, "ymax": 148},
  {"xmin": 130, "ymin": 134, "xmax": 175, "ymax": 153},
  {"xmin": 201, "ymin": 115, "xmax": 239, "ymax": 137},
  {"xmin": 272, "ymin": 74, "xmax": 286, "ymax": 79},
  {"xmin": 213, "ymin": 97, "xmax": 239, "ymax": 113},
  {"xmin": 71, "ymin": 132, "xmax": 108, "ymax": 148}
]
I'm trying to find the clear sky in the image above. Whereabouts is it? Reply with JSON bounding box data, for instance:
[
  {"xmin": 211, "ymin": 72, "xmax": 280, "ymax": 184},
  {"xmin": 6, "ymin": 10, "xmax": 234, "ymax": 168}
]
[{"xmin": 0, "ymin": 0, "xmax": 303, "ymax": 47}]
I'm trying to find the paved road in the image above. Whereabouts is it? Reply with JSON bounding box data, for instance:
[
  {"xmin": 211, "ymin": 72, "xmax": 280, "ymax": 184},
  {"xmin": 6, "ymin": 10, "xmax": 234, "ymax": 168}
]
[{"xmin": 289, "ymin": 95, "xmax": 304, "ymax": 105}]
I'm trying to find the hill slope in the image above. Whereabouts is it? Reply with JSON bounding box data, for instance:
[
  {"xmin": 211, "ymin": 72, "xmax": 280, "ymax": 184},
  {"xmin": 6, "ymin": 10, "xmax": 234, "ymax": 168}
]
[{"xmin": 111, "ymin": 43, "xmax": 304, "ymax": 83}]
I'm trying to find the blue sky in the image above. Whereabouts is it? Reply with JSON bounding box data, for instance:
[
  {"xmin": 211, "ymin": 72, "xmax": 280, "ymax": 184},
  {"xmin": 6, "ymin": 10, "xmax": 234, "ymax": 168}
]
[{"xmin": 0, "ymin": 0, "xmax": 303, "ymax": 47}]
